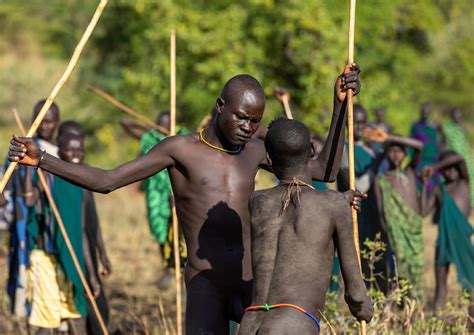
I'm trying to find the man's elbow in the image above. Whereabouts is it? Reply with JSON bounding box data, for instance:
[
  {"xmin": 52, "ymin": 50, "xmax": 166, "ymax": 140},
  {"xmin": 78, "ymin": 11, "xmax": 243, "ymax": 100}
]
[
  {"xmin": 92, "ymin": 185, "xmax": 114, "ymax": 194},
  {"xmin": 89, "ymin": 177, "xmax": 118, "ymax": 194}
]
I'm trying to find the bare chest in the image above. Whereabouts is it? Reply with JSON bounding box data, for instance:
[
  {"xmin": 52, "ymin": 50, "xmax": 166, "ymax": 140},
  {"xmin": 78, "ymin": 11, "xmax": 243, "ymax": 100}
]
[
  {"xmin": 445, "ymin": 182, "xmax": 470, "ymax": 217},
  {"xmin": 385, "ymin": 173, "xmax": 420, "ymax": 213},
  {"xmin": 169, "ymin": 145, "xmax": 261, "ymax": 198}
]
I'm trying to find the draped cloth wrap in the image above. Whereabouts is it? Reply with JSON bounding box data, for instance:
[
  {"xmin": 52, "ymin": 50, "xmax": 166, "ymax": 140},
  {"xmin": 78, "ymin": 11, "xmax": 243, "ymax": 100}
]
[
  {"xmin": 378, "ymin": 176, "xmax": 425, "ymax": 299},
  {"xmin": 436, "ymin": 184, "xmax": 474, "ymax": 291},
  {"xmin": 27, "ymin": 176, "xmax": 86, "ymax": 316}
]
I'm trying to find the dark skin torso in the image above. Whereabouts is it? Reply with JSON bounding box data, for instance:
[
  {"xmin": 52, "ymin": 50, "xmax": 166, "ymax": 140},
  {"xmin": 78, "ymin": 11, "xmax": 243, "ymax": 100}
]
[
  {"xmin": 10, "ymin": 68, "xmax": 360, "ymax": 333},
  {"xmin": 38, "ymin": 128, "xmax": 343, "ymax": 284},
  {"xmin": 240, "ymin": 187, "xmax": 371, "ymax": 334},
  {"xmin": 434, "ymin": 180, "xmax": 470, "ymax": 217},
  {"xmin": 169, "ymin": 133, "xmax": 264, "ymax": 282},
  {"xmin": 381, "ymin": 167, "xmax": 420, "ymax": 213}
]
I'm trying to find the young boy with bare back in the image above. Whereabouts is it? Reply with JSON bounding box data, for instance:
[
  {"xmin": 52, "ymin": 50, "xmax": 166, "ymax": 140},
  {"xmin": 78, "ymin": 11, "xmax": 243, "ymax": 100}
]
[
  {"xmin": 239, "ymin": 118, "xmax": 373, "ymax": 334},
  {"xmin": 421, "ymin": 151, "xmax": 473, "ymax": 319}
]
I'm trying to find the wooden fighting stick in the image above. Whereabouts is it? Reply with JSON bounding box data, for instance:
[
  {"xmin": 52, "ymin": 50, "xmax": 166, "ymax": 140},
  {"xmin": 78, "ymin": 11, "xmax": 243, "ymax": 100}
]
[
  {"xmin": 12, "ymin": 109, "xmax": 108, "ymax": 335},
  {"xmin": 281, "ymin": 96, "xmax": 293, "ymax": 119},
  {"xmin": 170, "ymin": 28, "xmax": 183, "ymax": 335},
  {"xmin": 0, "ymin": 0, "xmax": 108, "ymax": 194},
  {"xmin": 275, "ymin": 88, "xmax": 294, "ymax": 119},
  {"xmin": 87, "ymin": 85, "xmax": 171, "ymax": 136},
  {"xmin": 346, "ymin": 1, "xmax": 367, "ymax": 334}
]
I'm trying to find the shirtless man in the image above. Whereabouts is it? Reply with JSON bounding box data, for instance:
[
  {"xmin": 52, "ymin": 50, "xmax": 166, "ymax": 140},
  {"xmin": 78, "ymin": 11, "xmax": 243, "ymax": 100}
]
[
  {"xmin": 8, "ymin": 64, "xmax": 360, "ymax": 334},
  {"xmin": 239, "ymin": 118, "xmax": 373, "ymax": 334}
]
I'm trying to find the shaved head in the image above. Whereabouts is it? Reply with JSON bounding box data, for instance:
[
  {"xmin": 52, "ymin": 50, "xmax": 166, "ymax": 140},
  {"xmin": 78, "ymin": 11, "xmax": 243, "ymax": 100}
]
[
  {"xmin": 220, "ymin": 74, "xmax": 265, "ymax": 108},
  {"xmin": 215, "ymin": 74, "xmax": 266, "ymax": 146}
]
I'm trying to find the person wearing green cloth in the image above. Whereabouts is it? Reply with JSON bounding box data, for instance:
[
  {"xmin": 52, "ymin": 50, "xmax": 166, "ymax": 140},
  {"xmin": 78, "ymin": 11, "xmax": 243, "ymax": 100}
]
[
  {"xmin": 421, "ymin": 150, "xmax": 473, "ymax": 317},
  {"xmin": 442, "ymin": 108, "xmax": 474, "ymax": 206},
  {"xmin": 372, "ymin": 132, "xmax": 429, "ymax": 300},
  {"xmin": 140, "ymin": 125, "xmax": 188, "ymax": 284},
  {"xmin": 23, "ymin": 153, "xmax": 87, "ymax": 332},
  {"xmin": 338, "ymin": 105, "xmax": 387, "ymax": 292}
]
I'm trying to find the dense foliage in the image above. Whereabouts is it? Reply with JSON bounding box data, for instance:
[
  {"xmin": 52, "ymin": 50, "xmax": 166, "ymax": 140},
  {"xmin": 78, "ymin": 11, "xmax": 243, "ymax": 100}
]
[{"xmin": 0, "ymin": 0, "xmax": 472, "ymax": 165}]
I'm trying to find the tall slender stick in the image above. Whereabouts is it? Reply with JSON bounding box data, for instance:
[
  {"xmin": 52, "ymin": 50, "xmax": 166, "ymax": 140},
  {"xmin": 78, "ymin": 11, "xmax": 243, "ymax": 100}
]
[
  {"xmin": 12, "ymin": 109, "xmax": 26, "ymax": 135},
  {"xmin": 170, "ymin": 29, "xmax": 177, "ymax": 136},
  {"xmin": 346, "ymin": 1, "xmax": 366, "ymax": 334},
  {"xmin": 0, "ymin": 0, "xmax": 108, "ymax": 194},
  {"xmin": 87, "ymin": 85, "xmax": 170, "ymax": 136},
  {"xmin": 170, "ymin": 28, "xmax": 183, "ymax": 335},
  {"xmin": 12, "ymin": 111, "xmax": 108, "ymax": 335},
  {"xmin": 281, "ymin": 96, "xmax": 294, "ymax": 119}
]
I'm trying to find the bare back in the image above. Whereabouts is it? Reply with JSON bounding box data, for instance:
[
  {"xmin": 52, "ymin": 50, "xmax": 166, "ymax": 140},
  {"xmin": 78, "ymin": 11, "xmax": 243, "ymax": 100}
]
[{"xmin": 240, "ymin": 187, "xmax": 367, "ymax": 334}]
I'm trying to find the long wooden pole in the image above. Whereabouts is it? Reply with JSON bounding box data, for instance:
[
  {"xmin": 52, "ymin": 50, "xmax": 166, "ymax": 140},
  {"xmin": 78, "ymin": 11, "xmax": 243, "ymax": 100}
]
[
  {"xmin": 0, "ymin": 0, "xmax": 108, "ymax": 194},
  {"xmin": 281, "ymin": 96, "xmax": 294, "ymax": 119},
  {"xmin": 87, "ymin": 85, "xmax": 170, "ymax": 136},
  {"xmin": 12, "ymin": 110, "xmax": 108, "ymax": 335},
  {"xmin": 346, "ymin": 1, "xmax": 366, "ymax": 334},
  {"xmin": 170, "ymin": 28, "xmax": 183, "ymax": 335}
]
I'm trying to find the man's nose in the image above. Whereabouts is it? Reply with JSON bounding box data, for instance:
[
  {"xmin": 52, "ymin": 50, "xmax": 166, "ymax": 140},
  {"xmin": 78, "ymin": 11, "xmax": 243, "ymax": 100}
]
[{"xmin": 241, "ymin": 120, "xmax": 251, "ymax": 133}]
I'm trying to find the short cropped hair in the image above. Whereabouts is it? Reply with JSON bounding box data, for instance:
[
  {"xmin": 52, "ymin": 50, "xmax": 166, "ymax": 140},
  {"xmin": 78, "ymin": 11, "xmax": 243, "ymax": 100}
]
[
  {"xmin": 33, "ymin": 99, "xmax": 60, "ymax": 119},
  {"xmin": 384, "ymin": 141, "xmax": 407, "ymax": 153},
  {"xmin": 58, "ymin": 120, "xmax": 84, "ymax": 138},
  {"xmin": 57, "ymin": 133, "xmax": 84, "ymax": 151},
  {"xmin": 354, "ymin": 103, "xmax": 367, "ymax": 117},
  {"xmin": 265, "ymin": 118, "xmax": 311, "ymax": 171}
]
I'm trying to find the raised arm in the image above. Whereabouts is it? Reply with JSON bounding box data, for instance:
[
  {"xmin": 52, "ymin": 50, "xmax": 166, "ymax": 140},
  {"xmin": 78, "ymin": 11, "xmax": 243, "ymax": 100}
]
[
  {"xmin": 310, "ymin": 64, "xmax": 361, "ymax": 182},
  {"xmin": 366, "ymin": 128, "xmax": 423, "ymax": 169},
  {"xmin": 8, "ymin": 134, "xmax": 176, "ymax": 194},
  {"xmin": 426, "ymin": 153, "xmax": 468, "ymax": 181},
  {"xmin": 119, "ymin": 117, "xmax": 153, "ymax": 140},
  {"xmin": 386, "ymin": 134, "xmax": 423, "ymax": 168},
  {"xmin": 333, "ymin": 194, "xmax": 373, "ymax": 322}
]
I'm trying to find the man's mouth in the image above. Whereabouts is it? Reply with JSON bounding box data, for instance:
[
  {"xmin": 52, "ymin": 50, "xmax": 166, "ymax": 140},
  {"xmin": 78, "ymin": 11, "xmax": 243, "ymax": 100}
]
[
  {"xmin": 235, "ymin": 134, "xmax": 251, "ymax": 141},
  {"xmin": 71, "ymin": 157, "xmax": 80, "ymax": 164}
]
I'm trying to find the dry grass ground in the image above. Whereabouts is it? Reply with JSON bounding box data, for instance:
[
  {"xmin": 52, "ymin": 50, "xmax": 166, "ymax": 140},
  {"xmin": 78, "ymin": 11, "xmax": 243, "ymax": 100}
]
[{"xmin": 0, "ymin": 171, "xmax": 469, "ymax": 334}]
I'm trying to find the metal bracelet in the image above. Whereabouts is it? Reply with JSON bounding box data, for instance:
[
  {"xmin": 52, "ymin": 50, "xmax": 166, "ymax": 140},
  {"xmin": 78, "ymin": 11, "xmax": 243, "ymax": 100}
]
[{"xmin": 36, "ymin": 150, "xmax": 47, "ymax": 170}]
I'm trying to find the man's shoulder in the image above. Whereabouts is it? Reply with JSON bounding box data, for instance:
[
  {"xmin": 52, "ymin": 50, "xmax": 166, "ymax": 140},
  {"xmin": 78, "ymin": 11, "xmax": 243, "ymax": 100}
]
[
  {"xmin": 243, "ymin": 138, "xmax": 265, "ymax": 154},
  {"xmin": 250, "ymin": 188, "xmax": 273, "ymax": 205},
  {"xmin": 306, "ymin": 189, "xmax": 350, "ymax": 216},
  {"xmin": 163, "ymin": 132, "xmax": 200, "ymax": 146},
  {"xmin": 249, "ymin": 187, "xmax": 282, "ymax": 213},
  {"xmin": 307, "ymin": 187, "xmax": 341, "ymax": 199}
]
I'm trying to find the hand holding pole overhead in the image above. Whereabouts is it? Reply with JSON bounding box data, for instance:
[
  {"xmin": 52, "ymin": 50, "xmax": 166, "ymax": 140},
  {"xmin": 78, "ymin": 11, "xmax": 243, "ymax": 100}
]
[{"xmin": 0, "ymin": 0, "xmax": 109, "ymax": 194}]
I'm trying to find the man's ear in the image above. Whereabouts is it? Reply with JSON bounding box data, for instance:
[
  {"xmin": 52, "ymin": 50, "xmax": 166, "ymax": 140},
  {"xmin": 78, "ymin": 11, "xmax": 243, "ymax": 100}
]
[
  {"xmin": 216, "ymin": 97, "xmax": 225, "ymax": 114},
  {"xmin": 266, "ymin": 152, "xmax": 273, "ymax": 168},
  {"xmin": 310, "ymin": 142, "xmax": 316, "ymax": 159}
]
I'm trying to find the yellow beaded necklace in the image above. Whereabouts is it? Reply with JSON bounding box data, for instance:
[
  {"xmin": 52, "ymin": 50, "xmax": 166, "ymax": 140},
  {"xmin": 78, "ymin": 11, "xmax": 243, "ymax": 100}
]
[{"xmin": 199, "ymin": 128, "xmax": 242, "ymax": 154}]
